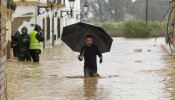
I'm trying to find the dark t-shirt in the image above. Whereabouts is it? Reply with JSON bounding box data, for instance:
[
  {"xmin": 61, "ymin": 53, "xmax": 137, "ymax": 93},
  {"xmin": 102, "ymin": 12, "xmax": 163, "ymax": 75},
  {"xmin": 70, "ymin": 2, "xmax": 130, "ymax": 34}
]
[
  {"xmin": 80, "ymin": 44, "xmax": 102, "ymax": 71},
  {"xmin": 19, "ymin": 34, "xmax": 30, "ymax": 49}
]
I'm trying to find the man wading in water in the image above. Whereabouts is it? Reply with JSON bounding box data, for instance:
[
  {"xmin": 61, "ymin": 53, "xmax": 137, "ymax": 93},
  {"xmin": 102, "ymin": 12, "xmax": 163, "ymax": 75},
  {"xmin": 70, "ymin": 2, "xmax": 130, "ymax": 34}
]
[{"xmin": 78, "ymin": 35, "xmax": 103, "ymax": 78}]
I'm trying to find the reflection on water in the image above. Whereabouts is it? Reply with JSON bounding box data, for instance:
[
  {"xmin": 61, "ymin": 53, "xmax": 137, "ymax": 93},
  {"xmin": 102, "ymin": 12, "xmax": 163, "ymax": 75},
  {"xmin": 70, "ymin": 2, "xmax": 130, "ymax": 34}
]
[
  {"xmin": 7, "ymin": 38, "xmax": 175, "ymax": 100},
  {"xmin": 84, "ymin": 79, "xmax": 98, "ymax": 99}
]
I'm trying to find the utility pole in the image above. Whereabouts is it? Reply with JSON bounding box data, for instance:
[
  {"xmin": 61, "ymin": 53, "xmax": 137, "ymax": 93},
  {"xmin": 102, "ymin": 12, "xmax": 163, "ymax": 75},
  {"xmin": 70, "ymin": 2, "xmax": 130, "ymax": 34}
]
[{"xmin": 146, "ymin": 0, "xmax": 148, "ymax": 24}]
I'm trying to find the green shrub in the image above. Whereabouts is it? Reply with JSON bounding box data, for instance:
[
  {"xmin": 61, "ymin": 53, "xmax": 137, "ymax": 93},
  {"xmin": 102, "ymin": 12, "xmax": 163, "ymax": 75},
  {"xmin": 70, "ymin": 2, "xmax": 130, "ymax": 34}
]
[
  {"xmin": 11, "ymin": 3, "xmax": 17, "ymax": 11},
  {"xmin": 93, "ymin": 22, "xmax": 123, "ymax": 30},
  {"xmin": 7, "ymin": 0, "xmax": 17, "ymax": 11},
  {"xmin": 123, "ymin": 20, "xmax": 151, "ymax": 38},
  {"xmin": 93, "ymin": 20, "xmax": 166, "ymax": 38}
]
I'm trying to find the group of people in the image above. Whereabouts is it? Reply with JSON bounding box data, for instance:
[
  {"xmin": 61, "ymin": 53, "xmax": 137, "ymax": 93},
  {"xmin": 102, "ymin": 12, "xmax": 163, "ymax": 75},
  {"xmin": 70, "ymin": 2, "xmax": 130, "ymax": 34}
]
[
  {"xmin": 11, "ymin": 25, "xmax": 44, "ymax": 62},
  {"xmin": 12, "ymin": 25, "xmax": 103, "ymax": 77}
]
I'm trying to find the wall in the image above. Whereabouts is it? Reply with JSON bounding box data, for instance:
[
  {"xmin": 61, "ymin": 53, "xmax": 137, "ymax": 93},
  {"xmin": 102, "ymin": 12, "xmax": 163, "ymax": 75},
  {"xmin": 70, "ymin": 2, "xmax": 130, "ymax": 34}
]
[
  {"xmin": 12, "ymin": 0, "xmax": 80, "ymax": 48},
  {"xmin": 0, "ymin": 0, "xmax": 7, "ymax": 99},
  {"xmin": 6, "ymin": 9, "xmax": 13, "ymax": 42}
]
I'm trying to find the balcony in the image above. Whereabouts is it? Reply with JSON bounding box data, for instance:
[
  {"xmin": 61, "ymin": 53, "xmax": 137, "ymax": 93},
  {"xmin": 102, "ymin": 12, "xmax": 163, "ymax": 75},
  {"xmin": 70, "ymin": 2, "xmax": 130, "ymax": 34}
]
[
  {"xmin": 13, "ymin": 0, "xmax": 42, "ymax": 5},
  {"xmin": 13, "ymin": 0, "xmax": 65, "ymax": 8}
]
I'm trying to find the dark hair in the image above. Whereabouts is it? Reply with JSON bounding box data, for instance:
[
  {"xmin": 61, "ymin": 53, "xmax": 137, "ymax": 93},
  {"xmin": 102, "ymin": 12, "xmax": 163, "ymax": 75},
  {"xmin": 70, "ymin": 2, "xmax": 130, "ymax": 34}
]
[
  {"xmin": 34, "ymin": 24, "xmax": 41, "ymax": 32},
  {"xmin": 21, "ymin": 27, "xmax": 28, "ymax": 33},
  {"xmin": 85, "ymin": 35, "xmax": 93, "ymax": 39}
]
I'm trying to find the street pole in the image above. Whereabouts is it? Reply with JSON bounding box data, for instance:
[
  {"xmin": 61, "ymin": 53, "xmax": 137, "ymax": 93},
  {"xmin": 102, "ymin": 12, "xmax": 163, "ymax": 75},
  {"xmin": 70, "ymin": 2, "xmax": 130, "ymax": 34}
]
[{"xmin": 146, "ymin": 0, "xmax": 148, "ymax": 24}]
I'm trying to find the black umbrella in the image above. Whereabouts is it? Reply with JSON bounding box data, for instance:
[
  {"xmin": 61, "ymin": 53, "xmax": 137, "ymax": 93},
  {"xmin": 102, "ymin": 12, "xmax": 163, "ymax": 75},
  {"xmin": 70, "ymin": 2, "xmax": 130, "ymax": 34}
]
[{"xmin": 61, "ymin": 22, "xmax": 113, "ymax": 53}]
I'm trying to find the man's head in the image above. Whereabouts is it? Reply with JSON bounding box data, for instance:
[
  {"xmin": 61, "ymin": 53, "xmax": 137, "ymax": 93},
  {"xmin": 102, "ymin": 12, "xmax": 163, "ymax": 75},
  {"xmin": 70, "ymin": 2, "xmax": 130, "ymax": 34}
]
[
  {"xmin": 21, "ymin": 27, "xmax": 28, "ymax": 34},
  {"xmin": 34, "ymin": 24, "xmax": 42, "ymax": 32},
  {"xmin": 85, "ymin": 35, "xmax": 93, "ymax": 46}
]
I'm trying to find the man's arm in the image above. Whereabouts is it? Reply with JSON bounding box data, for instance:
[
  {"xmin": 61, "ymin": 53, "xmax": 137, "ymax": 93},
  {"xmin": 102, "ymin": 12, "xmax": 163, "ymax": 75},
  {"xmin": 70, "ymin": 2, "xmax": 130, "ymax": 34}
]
[
  {"xmin": 80, "ymin": 46, "xmax": 84, "ymax": 56},
  {"xmin": 78, "ymin": 47, "xmax": 84, "ymax": 61},
  {"xmin": 36, "ymin": 32, "xmax": 44, "ymax": 42},
  {"xmin": 95, "ymin": 46, "xmax": 103, "ymax": 63},
  {"xmin": 96, "ymin": 46, "xmax": 102, "ymax": 58}
]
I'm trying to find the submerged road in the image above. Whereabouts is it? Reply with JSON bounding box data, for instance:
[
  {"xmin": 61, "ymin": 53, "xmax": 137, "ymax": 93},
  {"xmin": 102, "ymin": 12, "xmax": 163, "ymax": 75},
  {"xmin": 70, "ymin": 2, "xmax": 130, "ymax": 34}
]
[{"xmin": 7, "ymin": 38, "xmax": 175, "ymax": 100}]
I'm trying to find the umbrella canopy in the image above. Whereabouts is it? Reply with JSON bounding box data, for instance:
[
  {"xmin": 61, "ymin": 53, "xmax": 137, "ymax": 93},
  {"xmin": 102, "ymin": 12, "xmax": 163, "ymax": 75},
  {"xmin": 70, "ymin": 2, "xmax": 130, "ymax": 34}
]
[{"xmin": 62, "ymin": 22, "xmax": 113, "ymax": 53}]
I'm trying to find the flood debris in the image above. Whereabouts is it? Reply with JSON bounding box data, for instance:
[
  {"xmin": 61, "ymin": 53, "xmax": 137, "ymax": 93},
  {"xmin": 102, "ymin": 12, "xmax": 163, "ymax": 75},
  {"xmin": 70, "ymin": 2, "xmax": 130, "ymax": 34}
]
[
  {"xmin": 50, "ymin": 75, "xmax": 58, "ymax": 76},
  {"xmin": 134, "ymin": 49, "xmax": 143, "ymax": 52},
  {"xmin": 135, "ymin": 60, "xmax": 143, "ymax": 63},
  {"xmin": 147, "ymin": 50, "xmax": 152, "ymax": 52}
]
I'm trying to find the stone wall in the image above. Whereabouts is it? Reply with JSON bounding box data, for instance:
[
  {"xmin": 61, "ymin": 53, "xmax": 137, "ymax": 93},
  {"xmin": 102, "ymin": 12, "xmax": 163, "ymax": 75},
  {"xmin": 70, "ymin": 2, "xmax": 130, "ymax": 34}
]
[{"xmin": 0, "ymin": 0, "xmax": 7, "ymax": 100}]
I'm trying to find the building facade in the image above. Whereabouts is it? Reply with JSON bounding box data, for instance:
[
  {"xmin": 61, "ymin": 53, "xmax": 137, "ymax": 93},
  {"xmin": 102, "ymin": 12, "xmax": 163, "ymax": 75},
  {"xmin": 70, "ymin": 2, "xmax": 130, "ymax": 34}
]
[
  {"xmin": 12, "ymin": 0, "xmax": 80, "ymax": 48},
  {"xmin": 0, "ymin": 0, "xmax": 7, "ymax": 99},
  {"xmin": 169, "ymin": 0, "xmax": 175, "ymax": 47}
]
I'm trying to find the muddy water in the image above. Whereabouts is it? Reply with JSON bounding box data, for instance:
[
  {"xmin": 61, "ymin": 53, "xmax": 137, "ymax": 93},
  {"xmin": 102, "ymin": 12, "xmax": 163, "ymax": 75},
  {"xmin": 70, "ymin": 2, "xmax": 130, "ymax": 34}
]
[{"xmin": 7, "ymin": 38, "xmax": 175, "ymax": 100}]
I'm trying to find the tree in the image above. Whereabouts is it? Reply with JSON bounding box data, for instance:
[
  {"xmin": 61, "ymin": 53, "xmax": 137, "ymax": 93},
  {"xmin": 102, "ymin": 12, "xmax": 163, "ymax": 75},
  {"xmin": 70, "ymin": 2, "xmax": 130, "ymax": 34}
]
[
  {"xmin": 89, "ymin": 0, "xmax": 132, "ymax": 22},
  {"xmin": 87, "ymin": 0, "xmax": 169, "ymax": 22},
  {"xmin": 89, "ymin": 0, "xmax": 111, "ymax": 22},
  {"xmin": 128, "ymin": 0, "xmax": 169, "ymax": 21},
  {"xmin": 108, "ymin": 0, "xmax": 132, "ymax": 21}
]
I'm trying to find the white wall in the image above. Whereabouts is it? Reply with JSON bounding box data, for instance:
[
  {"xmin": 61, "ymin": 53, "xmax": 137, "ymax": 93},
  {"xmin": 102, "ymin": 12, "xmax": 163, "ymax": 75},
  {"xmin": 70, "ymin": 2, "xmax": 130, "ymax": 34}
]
[
  {"xmin": 12, "ymin": 6, "xmax": 36, "ymax": 33},
  {"xmin": 12, "ymin": 0, "xmax": 80, "ymax": 47}
]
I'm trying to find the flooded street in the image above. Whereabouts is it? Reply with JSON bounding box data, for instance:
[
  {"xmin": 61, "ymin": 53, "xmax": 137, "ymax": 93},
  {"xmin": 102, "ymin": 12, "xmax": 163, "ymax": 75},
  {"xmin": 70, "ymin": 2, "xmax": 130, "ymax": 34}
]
[{"xmin": 7, "ymin": 38, "xmax": 175, "ymax": 100}]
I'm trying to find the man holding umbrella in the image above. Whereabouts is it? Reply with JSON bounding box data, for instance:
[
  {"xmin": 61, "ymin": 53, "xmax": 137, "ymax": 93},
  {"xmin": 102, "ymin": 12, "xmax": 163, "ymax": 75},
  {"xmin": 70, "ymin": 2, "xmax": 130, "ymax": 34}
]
[
  {"xmin": 78, "ymin": 35, "xmax": 103, "ymax": 78},
  {"xmin": 62, "ymin": 22, "xmax": 113, "ymax": 78}
]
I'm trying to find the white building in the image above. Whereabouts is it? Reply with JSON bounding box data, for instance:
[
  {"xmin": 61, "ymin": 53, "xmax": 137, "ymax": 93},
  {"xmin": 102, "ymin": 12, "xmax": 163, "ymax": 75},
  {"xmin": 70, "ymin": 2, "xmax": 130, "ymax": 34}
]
[{"xmin": 12, "ymin": 0, "xmax": 80, "ymax": 48}]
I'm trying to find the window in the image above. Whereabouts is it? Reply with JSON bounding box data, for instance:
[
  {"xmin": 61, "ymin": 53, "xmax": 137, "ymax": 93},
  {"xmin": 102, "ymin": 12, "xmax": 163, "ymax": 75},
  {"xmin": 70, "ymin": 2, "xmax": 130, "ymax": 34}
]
[
  {"xmin": 52, "ymin": 17, "xmax": 54, "ymax": 34},
  {"xmin": 57, "ymin": 18, "xmax": 60, "ymax": 38},
  {"xmin": 52, "ymin": 16, "xmax": 55, "ymax": 46},
  {"xmin": 42, "ymin": 17, "xmax": 46, "ymax": 48},
  {"xmin": 46, "ymin": 16, "xmax": 50, "ymax": 40},
  {"xmin": 62, "ymin": 0, "xmax": 65, "ymax": 5},
  {"xmin": 43, "ymin": 17, "xmax": 46, "ymax": 39}
]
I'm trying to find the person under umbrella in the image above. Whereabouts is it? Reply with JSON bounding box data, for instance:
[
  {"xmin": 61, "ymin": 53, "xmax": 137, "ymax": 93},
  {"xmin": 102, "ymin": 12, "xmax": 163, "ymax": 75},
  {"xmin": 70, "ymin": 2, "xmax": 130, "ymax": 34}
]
[
  {"xmin": 62, "ymin": 22, "xmax": 113, "ymax": 78},
  {"xmin": 18, "ymin": 27, "xmax": 31, "ymax": 61},
  {"xmin": 78, "ymin": 35, "xmax": 102, "ymax": 78},
  {"xmin": 11, "ymin": 31, "xmax": 21, "ymax": 58}
]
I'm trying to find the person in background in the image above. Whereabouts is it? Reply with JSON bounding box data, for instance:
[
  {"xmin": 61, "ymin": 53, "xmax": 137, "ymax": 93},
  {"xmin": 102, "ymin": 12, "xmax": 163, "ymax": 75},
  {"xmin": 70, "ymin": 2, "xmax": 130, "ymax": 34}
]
[
  {"xmin": 78, "ymin": 35, "xmax": 103, "ymax": 78},
  {"xmin": 18, "ymin": 27, "xmax": 31, "ymax": 61},
  {"xmin": 11, "ymin": 31, "xmax": 20, "ymax": 58},
  {"xmin": 29, "ymin": 24, "xmax": 44, "ymax": 62}
]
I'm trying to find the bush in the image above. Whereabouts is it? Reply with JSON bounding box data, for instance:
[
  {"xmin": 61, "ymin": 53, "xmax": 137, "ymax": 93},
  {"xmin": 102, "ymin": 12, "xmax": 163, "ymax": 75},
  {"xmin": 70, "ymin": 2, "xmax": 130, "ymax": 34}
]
[
  {"xmin": 123, "ymin": 20, "xmax": 151, "ymax": 38},
  {"xmin": 93, "ymin": 22, "xmax": 123, "ymax": 30},
  {"xmin": 93, "ymin": 20, "xmax": 166, "ymax": 38},
  {"xmin": 7, "ymin": 0, "xmax": 17, "ymax": 11},
  {"xmin": 11, "ymin": 3, "xmax": 17, "ymax": 11}
]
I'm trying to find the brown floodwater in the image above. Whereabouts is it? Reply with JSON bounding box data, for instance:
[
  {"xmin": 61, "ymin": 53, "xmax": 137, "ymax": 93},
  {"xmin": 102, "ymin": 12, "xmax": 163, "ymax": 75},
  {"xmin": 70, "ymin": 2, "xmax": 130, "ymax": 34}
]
[{"xmin": 7, "ymin": 38, "xmax": 175, "ymax": 100}]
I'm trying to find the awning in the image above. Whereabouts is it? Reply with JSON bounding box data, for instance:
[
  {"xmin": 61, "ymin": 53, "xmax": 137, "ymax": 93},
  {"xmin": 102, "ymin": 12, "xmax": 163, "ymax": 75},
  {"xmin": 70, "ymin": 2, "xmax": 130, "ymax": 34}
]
[{"xmin": 12, "ymin": 12, "xmax": 34, "ymax": 34}]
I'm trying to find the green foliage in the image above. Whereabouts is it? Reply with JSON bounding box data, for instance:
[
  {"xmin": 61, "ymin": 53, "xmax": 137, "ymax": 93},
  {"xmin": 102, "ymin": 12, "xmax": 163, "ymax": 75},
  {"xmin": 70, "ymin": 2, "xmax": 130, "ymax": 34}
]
[
  {"xmin": 7, "ymin": 0, "xmax": 17, "ymax": 11},
  {"xmin": 165, "ymin": 33, "xmax": 174, "ymax": 44},
  {"xmin": 93, "ymin": 20, "xmax": 166, "ymax": 38},
  {"xmin": 88, "ymin": 0, "xmax": 169, "ymax": 22},
  {"xmin": 165, "ymin": 26, "xmax": 174, "ymax": 44},
  {"xmin": 128, "ymin": 0, "xmax": 169, "ymax": 21},
  {"xmin": 123, "ymin": 20, "xmax": 151, "ymax": 38},
  {"xmin": 93, "ymin": 22, "xmax": 124, "ymax": 30}
]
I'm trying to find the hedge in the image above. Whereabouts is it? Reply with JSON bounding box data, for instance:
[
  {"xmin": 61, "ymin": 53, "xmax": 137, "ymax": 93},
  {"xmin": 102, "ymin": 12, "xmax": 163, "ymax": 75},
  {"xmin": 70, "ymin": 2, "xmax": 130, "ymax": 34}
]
[{"xmin": 93, "ymin": 20, "xmax": 166, "ymax": 38}]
